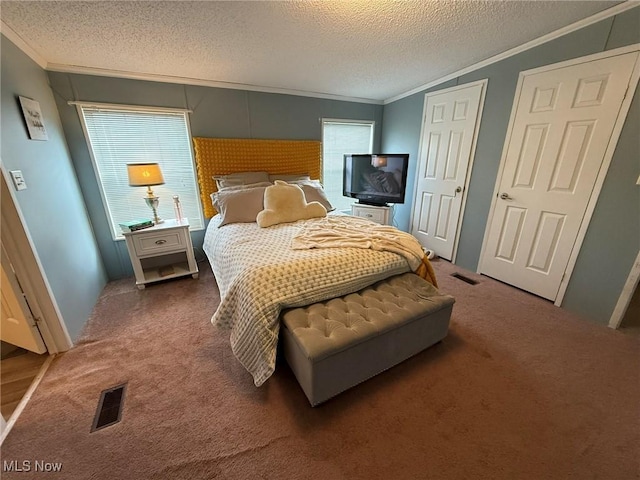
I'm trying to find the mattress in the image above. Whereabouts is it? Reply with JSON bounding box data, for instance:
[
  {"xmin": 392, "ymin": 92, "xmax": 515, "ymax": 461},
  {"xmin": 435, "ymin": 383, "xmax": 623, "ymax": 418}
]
[{"xmin": 203, "ymin": 214, "xmax": 411, "ymax": 386}]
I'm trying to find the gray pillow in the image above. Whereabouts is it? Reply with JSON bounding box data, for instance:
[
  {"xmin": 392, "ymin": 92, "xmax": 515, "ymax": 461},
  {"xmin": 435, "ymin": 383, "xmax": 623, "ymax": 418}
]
[
  {"xmin": 211, "ymin": 186, "xmax": 268, "ymax": 227},
  {"xmin": 217, "ymin": 181, "xmax": 272, "ymax": 191},
  {"xmin": 297, "ymin": 181, "xmax": 335, "ymax": 212},
  {"xmin": 214, "ymin": 171, "xmax": 270, "ymax": 189},
  {"xmin": 268, "ymin": 174, "xmax": 311, "ymax": 183}
]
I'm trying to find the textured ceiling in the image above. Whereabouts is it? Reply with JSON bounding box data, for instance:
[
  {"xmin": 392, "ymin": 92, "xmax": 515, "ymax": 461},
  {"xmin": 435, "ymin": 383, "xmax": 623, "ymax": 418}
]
[{"xmin": 0, "ymin": 1, "xmax": 627, "ymax": 103}]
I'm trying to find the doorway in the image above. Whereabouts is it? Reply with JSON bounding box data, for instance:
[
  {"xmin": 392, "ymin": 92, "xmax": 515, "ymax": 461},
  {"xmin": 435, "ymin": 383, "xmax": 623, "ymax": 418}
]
[
  {"xmin": 1, "ymin": 241, "xmax": 49, "ymax": 419},
  {"xmin": 0, "ymin": 168, "xmax": 70, "ymax": 442},
  {"xmin": 620, "ymin": 285, "xmax": 640, "ymax": 330},
  {"xmin": 1, "ymin": 243, "xmax": 47, "ymax": 354},
  {"xmin": 609, "ymin": 250, "xmax": 640, "ymax": 330},
  {"xmin": 479, "ymin": 48, "xmax": 639, "ymax": 302}
]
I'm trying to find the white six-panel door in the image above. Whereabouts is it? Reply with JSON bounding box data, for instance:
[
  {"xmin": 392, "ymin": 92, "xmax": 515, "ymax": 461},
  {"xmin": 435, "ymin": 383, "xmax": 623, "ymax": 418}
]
[
  {"xmin": 480, "ymin": 51, "xmax": 638, "ymax": 301},
  {"xmin": 411, "ymin": 81, "xmax": 486, "ymax": 260}
]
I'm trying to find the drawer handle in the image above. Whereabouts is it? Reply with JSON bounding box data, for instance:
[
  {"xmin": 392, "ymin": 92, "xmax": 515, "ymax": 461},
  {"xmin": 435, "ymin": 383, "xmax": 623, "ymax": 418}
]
[
  {"xmin": 155, "ymin": 239, "xmax": 167, "ymax": 245},
  {"xmin": 366, "ymin": 214, "xmax": 373, "ymax": 217}
]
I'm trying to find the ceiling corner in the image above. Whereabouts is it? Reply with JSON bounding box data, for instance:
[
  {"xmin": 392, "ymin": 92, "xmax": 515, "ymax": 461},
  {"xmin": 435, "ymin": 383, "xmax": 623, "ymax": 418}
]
[{"xmin": 1, "ymin": 20, "xmax": 48, "ymax": 69}]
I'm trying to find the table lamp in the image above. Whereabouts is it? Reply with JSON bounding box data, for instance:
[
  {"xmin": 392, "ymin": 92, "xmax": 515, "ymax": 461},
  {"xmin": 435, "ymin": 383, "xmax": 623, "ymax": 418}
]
[{"xmin": 127, "ymin": 163, "xmax": 165, "ymax": 224}]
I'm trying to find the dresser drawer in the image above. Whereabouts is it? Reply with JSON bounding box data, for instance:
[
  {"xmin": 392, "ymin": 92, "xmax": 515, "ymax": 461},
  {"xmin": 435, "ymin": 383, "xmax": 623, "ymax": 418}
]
[{"xmin": 133, "ymin": 230, "xmax": 185, "ymax": 256}]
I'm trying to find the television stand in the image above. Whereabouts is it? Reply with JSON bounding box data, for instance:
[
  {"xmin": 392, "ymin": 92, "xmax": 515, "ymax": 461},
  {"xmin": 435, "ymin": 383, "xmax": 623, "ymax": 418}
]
[{"xmin": 351, "ymin": 203, "xmax": 392, "ymax": 225}]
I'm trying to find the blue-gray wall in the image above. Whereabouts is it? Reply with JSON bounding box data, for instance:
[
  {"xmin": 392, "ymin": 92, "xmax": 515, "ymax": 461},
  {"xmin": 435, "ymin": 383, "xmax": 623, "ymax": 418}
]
[
  {"xmin": 381, "ymin": 7, "xmax": 640, "ymax": 324},
  {"xmin": 48, "ymin": 73, "xmax": 384, "ymax": 280},
  {"xmin": 1, "ymin": 36, "xmax": 107, "ymax": 340},
  {"xmin": 4, "ymin": 7, "xmax": 637, "ymax": 329}
]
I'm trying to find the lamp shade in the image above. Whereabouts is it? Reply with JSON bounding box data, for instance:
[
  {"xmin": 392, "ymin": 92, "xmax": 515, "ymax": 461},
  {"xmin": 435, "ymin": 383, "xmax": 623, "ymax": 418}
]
[{"xmin": 127, "ymin": 163, "xmax": 165, "ymax": 186}]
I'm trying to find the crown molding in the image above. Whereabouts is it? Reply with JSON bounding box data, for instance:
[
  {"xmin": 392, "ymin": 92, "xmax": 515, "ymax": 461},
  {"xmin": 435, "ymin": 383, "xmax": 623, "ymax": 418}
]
[
  {"xmin": 1, "ymin": 20, "xmax": 47, "ymax": 69},
  {"xmin": 384, "ymin": 1, "xmax": 639, "ymax": 104},
  {"xmin": 45, "ymin": 63, "xmax": 383, "ymax": 105},
  {"xmin": 2, "ymin": 18, "xmax": 382, "ymax": 105},
  {"xmin": 3, "ymin": 2, "xmax": 636, "ymax": 106}
]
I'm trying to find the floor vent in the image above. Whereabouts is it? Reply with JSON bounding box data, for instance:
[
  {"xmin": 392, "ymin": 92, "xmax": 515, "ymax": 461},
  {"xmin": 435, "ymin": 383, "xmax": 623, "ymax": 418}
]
[
  {"xmin": 451, "ymin": 273, "xmax": 479, "ymax": 285},
  {"xmin": 91, "ymin": 383, "xmax": 126, "ymax": 432}
]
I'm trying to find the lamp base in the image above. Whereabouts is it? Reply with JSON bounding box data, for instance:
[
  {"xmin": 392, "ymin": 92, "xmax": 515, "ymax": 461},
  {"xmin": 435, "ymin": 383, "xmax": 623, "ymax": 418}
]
[{"xmin": 144, "ymin": 196, "xmax": 164, "ymax": 225}]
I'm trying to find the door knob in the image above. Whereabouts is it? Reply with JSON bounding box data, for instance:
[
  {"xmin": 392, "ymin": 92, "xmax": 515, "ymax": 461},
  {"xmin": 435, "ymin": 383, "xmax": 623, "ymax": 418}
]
[
  {"xmin": 455, "ymin": 186, "xmax": 462, "ymax": 196},
  {"xmin": 499, "ymin": 192, "xmax": 512, "ymax": 200}
]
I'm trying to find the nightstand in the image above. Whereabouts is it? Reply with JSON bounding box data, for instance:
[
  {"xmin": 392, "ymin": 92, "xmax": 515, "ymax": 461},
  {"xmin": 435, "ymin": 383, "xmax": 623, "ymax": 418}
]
[
  {"xmin": 122, "ymin": 218, "xmax": 199, "ymax": 289},
  {"xmin": 351, "ymin": 204, "xmax": 392, "ymax": 225}
]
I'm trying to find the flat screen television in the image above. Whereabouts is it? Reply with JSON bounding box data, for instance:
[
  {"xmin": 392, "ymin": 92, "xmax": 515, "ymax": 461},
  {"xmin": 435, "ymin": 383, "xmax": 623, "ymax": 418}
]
[{"xmin": 343, "ymin": 154, "xmax": 410, "ymax": 206}]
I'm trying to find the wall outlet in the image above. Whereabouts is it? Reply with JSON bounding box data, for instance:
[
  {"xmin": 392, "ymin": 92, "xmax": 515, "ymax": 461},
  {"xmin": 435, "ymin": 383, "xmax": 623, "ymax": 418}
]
[{"xmin": 9, "ymin": 170, "xmax": 27, "ymax": 191}]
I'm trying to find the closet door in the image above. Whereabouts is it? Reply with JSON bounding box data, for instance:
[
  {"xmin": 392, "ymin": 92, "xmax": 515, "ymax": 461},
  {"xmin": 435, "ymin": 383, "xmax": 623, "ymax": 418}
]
[
  {"xmin": 411, "ymin": 80, "xmax": 486, "ymax": 261},
  {"xmin": 480, "ymin": 51, "xmax": 638, "ymax": 301}
]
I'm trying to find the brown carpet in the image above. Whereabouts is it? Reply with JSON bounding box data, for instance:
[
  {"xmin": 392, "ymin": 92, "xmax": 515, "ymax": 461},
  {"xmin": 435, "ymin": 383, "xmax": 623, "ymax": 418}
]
[{"xmin": 1, "ymin": 259, "xmax": 638, "ymax": 479}]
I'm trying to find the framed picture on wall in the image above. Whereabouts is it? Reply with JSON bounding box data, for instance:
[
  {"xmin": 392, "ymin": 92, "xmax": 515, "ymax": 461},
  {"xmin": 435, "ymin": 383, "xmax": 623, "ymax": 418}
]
[{"xmin": 19, "ymin": 96, "xmax": 48, "ymax": 141}]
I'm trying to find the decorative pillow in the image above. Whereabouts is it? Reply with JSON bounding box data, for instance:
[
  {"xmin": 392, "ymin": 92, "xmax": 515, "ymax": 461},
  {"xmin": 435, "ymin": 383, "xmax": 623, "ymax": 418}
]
[
  {"xmin": 212, "ymin": 185, "xmax": 268, "ymax": 227},
  {"xmin": 257, "ymin": 181, "xmax": 327, "ymax": 228},
  {"xmin": 214, "ymin": 171, "xmax": 270, "ymax": 189},
  {"xmin": 296, "ymin": 181, "xmax": 335, "ymax": 212},
  {"xmin": 268, "ymin": 174, "xmax": 310, "ymax": 183}
]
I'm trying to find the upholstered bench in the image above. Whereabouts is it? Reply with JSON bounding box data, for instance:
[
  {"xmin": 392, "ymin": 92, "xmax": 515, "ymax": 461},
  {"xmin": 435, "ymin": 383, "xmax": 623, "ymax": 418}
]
[{"xmin": 281, "ymin": 272, "xmax": 455, "ymax": 406}]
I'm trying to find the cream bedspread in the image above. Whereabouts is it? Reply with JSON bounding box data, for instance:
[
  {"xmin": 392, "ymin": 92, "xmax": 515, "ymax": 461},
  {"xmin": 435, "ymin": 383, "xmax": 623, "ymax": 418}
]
[
  {"xmin": 203, "ymin": 214, "xmax": 410, "ymax": 386},
  {"xmin": 291, "ymin": 216, "xmax": 425, "ymax": 271}
]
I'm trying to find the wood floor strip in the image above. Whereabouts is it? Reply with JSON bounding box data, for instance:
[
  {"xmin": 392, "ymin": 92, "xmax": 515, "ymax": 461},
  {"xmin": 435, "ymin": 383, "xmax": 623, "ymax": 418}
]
[
  {"xmin": 1, "ymin": 351, "xmax": 49, "ymax": 419},
  {"xmin": 0, "ymin": 354, "xmax": 54, "ymax": 445}
]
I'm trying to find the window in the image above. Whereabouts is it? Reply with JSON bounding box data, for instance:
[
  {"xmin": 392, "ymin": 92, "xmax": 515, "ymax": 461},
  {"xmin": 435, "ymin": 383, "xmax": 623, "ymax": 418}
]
[
  {"xmin": 321, "ymin": 119, "xmax": 374, "ymax": 211},
  {"xmin": 77, "ymin": 104, "xmax": 203, "ymax": 239}
]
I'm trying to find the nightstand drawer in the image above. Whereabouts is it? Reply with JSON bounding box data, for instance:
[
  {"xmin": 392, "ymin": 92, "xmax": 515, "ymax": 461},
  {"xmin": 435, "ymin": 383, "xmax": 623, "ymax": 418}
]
[
  {"xmin": 133, "ymin": 230, "xmax": 185, "ymax": 256},
  {"xmin": 351, "ymin": 204, "xmax": 391, "ymax": 225},
  {"xmin": 353, "ymin": 208, "xmax": 385, "ymax": 223}
]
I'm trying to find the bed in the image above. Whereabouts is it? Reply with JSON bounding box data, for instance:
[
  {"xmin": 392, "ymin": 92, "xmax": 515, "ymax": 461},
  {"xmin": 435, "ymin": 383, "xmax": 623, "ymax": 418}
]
[{"xmin": 194, "ymin": 137, "xmax": 437, "ymax": 386}]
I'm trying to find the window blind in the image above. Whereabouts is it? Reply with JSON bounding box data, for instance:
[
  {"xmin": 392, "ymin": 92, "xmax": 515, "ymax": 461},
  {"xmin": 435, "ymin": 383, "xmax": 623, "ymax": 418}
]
[
  {"xmin": 322, "ymin": 120, "xmax": 374, "ymax": 211},
  {"xmin": 79, "ymin": 106, "xmax": 203, "ymax": 239}
]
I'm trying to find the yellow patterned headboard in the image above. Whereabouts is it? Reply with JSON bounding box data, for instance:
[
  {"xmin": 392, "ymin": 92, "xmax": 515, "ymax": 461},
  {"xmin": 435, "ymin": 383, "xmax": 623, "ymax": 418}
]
[{"xmin": 193, "ymin": 137, "xmax": 322, "ymax": 218}]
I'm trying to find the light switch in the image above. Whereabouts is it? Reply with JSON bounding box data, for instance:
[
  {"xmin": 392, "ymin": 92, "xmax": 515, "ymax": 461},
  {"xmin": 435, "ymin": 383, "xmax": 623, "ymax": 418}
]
[{"xmin": 9, "ymin": 170, "xmax": 27, "ymax": 191}]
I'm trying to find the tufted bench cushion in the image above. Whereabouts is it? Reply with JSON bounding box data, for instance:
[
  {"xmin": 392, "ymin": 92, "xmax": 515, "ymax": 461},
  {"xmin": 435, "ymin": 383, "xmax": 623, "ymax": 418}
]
[{"xmin": 281, "ymin": 272, "xmax": 455, "ymax": 406}]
